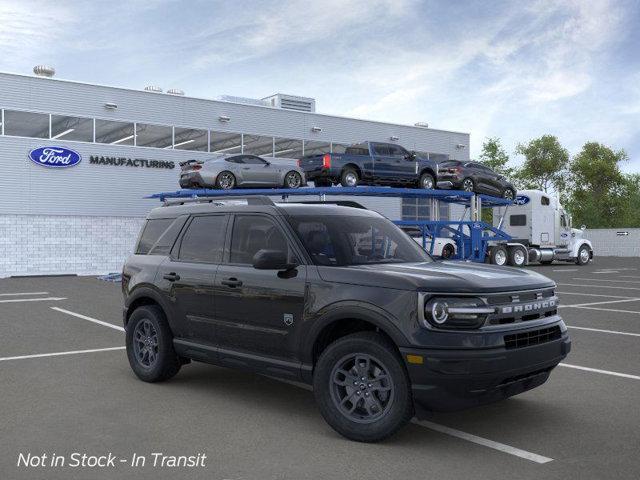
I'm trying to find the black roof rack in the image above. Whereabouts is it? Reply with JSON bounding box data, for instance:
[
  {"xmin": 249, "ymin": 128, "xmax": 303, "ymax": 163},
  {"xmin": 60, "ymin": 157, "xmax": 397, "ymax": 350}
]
[
  {"xmin": 288, "ymin": 200, "xmax": 367, "ymax": 209},
  {"xmin": 162, "ymin": 195, "xmax": 274, "ymax": 207}
]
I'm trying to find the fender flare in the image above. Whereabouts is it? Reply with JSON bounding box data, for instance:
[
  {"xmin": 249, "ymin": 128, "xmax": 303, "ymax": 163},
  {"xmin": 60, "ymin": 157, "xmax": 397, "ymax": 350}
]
[
  {"xmin": 571, "ymin": 239, "xmax": 593, "ymax": 258},
  {"xmin": 301, "ymin": 301, "xmax": 411, "ymax": 365},
  {"xmin": 124, "ymin": 284, "xmax": 172, "ymax": 326}
]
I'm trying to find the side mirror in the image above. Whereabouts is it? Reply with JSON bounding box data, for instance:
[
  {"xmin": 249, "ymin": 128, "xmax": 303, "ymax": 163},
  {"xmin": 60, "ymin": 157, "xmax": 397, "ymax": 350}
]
[
  {"xmin": 264, "ymin": 160, "xmax": 271, "ymax": 166},
  {"xmin": 404, "ymin": 152, "xmax": 416, "ymax": 160},
  {"xmin": 252, "ymin": 249, "xmax": 297, "ymax": 270}
]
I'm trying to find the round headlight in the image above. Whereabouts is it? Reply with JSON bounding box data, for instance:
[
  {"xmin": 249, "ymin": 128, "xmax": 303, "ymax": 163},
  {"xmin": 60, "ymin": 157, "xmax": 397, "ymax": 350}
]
[{"xmin": 430, "ymin": 301, "xmax": 449, "ymax": 324}]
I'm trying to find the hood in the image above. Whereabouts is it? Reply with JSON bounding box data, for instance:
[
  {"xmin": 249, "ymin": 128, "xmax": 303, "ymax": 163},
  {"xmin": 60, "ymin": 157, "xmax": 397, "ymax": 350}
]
[{"xmin": 317, "ymin": 260, "xmax": 555, "ymax": 293}]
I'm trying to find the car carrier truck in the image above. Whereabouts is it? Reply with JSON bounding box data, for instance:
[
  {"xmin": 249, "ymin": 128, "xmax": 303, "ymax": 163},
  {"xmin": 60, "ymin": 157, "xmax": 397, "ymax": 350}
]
[{"xmin": 489, "ymin": 189, "xmax": 593, "ymax": 267}]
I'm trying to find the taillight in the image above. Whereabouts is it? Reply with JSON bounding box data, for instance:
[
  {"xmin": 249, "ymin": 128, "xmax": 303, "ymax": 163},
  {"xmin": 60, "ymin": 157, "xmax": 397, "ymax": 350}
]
[
  {"xmin": 192, "ymin": 164, "xmax": 202, "ymax": 170},
  {"xmin": 322, "ymin": 154, "xmax": 331, "ymax": 168},
  {"xmin": 297, "ymin": 159, "xmax": 302, "ymax": 167}
]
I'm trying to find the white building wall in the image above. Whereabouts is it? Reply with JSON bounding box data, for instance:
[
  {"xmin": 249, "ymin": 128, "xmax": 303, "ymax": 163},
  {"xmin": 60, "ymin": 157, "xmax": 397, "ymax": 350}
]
[{"xmin": 583, "ymin": 229, "xmax": 640, "ymax": 257}]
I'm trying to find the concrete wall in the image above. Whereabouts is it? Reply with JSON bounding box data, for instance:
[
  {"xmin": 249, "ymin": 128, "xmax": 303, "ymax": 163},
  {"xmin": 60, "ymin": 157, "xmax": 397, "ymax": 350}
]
[{"xmin": 583, "ymin": 228, "xmax": 640, "ymax": 257}]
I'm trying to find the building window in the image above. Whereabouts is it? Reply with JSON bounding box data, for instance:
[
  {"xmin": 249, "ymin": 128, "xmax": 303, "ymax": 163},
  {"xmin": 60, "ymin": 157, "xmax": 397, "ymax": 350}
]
[
  {"xmin": 401, "ymin": 199, "xmax": 450, "ymax": 222},
  {"xmin": 135, "ymin": 123, "xmax": 173, "ymax": 148},
  {"xmin": 50, "ymin": 114, "xmax": 94, "ymax": 142},
  {"xmin": 243, "ymin": 134, "xmax": 274, "ymax": 156},
  {"xmin": 210, "ymin": 131, "xmax": 242, "ymax": 154},
  {"xmin": 3, "ymin": 110, "xmax": 50, "ymax": 139},
  {"xmin": 173, "ymin": 127, "xmax": 208, "ymax": 151},
  {"xmin": 273, "ymin": 137, "xmax": 303, "ymax": 159},
  {"xmin": 303, "ymin": 140, "xmax": 331, "ymax": 156},
  {"xmin": 95, "ymin": 119, "xmax": 135, "ymax": 145}
]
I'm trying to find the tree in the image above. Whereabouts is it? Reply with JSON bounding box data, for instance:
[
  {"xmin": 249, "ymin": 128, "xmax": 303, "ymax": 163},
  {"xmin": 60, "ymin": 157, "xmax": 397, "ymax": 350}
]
[
  {"xmin": 478, "ymin": 137, "xmax": 515, "ymax": 177},
  {"xmin": 515, "ymin": 135, "xmax": 569, "ymax": 193},
  {"xmin": 566, "ymin": 142, "xmax": 628, "ymax": 228}
]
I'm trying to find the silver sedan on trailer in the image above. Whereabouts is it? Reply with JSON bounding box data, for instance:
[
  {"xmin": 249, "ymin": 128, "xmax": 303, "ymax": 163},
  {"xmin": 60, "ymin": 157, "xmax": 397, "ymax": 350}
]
[{"xmin": 179, "ymin": 154, "xmax": 307, "ymax": 190}]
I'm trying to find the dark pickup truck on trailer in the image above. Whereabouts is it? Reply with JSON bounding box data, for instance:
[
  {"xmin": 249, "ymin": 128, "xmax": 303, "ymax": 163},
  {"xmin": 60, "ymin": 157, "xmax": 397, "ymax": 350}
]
[
  {"xmin": 122, "ymin": 196, "xmax": 570, "ymax": 442},
  {"xmin": 298, "ymin": 141, "xmax": 439, "ymax": 189}
]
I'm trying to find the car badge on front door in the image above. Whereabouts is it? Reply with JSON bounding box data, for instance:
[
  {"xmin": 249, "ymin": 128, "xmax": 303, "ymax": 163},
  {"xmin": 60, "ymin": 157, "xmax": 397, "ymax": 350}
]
[{"xmin": 283, "ymin": 314, "xmax": 294, "ymax": 326}]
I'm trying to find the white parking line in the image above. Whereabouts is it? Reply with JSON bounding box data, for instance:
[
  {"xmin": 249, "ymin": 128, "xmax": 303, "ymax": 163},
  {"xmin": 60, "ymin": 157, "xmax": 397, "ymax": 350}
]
[
  {"xmin": 412, "ymin": 420, "xmax": 553, "ymax": 464},
  {"xmin": 552, "ymin": 269, "xmax": 578, "ymax": 272},
  {"xmin": 559, "ymin": 298, "xmax": 640, "ymax": 308},
  {"xmin": 565, "ymin": 305, "xmax": 640, "ymax": 315},
  {"xmin": 0, "ymin": 292, "xmax": 49, "ymax": 296},
  {"xmin": 270, "ymin": 377, "xmax": 553, "ymax": 463},
  {"xmin": 572, "ymin": 278, "xmax": 640, "ymax": 285},
  {"xmin": 560, "ymin": 363, "xmax": 640, "ymax": 381},
  {"xmin": 0, "ymin": 346, "xmax": 125, "ymax": 363},
  {"xmin": 557, "ymin": 291, "xmax": 637, "ymax": 299},
  {"xmin": 51, "ymin": 307, "xmax": 125, "ymax": 332},
  {"xmin": 567, "ymin": 326, "xmax": 640, "ymax": 337},
  {"xmin": 558, "ymin": 283, "xmax": 640, "ymax": 291},
  {"xmin": 0, "ymin": 297, "xmax": 66, "ymax": 303}
]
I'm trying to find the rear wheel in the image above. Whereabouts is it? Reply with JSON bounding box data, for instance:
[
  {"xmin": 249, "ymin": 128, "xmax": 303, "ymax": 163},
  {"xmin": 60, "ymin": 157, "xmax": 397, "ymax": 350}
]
[
  {"xmin": 341, "ymin": 168, "xmax": 359, "ymax": 187},
  {"xmin": 126, "ymin": 305, "xmax": 181, "ymax": 383},
  {"xmin": 419, "ymin": 172, "xmax": 435, "ymax": 190},
  {"xmin": 490, "ymin": 245, "xmax": 508, "ymax": 266},
  {"xmin": 313, "ymin": 332, "xmax": 413, "ymax": 442},
  {"xmin": 216, "ymin": 171, "xmax": 236, "ymax": 190},
  {"xmin": 462, "ymin": 178, "xmax": 475, "ymax": 192},
  {"xmin": 284, "ymin": 171, "xmax": 303, "ymax": 189},
  {"xmin": 507, "ymin": 246, "xmax": 527, "ymax": 267},
  {"xmin": 441, "ymin": 243, "xmax": 455, "ymax": 259}
]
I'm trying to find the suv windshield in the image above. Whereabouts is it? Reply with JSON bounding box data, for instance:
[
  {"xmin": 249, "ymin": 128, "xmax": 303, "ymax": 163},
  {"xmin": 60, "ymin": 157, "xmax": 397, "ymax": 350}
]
[{"xmin": 287, "ymin": 214, "xmax": 432, "ymax": 266}]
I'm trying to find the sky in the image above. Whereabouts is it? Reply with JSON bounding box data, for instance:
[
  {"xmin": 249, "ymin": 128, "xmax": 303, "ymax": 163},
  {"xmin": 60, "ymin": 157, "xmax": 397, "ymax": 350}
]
[{"xmin": 1, "ymin": 0, "xmax": 639, "ymax": 171}]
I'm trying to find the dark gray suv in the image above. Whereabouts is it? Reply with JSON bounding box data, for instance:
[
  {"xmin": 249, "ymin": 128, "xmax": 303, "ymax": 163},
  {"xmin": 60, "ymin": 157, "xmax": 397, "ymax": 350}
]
[{"xmin": 122, "ymin": 196, "xmax": 570, "ymax": 442}]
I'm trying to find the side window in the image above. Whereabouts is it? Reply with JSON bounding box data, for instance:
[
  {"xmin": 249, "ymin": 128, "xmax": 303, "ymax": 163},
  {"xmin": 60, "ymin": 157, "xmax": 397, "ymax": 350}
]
[
  {"xmin": 243, "ymin": 155, "xmax": 267, "ymax": 165},
  {"xmin": 541, "ymin": 196, "xmax": 550, "ymax": 206},
  {"xmin": 229, "ymin": 215, "xmax": 291, "ymax": 264},
  {"xmin": 148, "ymin": 216, "xmax": 188, "ymax": 255},
  {"xmin": 510, "ymin": 215, "xmax": 527, "ymax": 227},
  {"xmin": 136, "ymin": 218, "xmax": 174, "ymax": 254},
  {"xmin": 560, "ymin": 215, "xmax": 567, "ymax": 228},
  {"xmin": 226, "ymin": 156, "xmax": 244, "ymax": 164},
  {"xmin": 178, "ymin": 215, "xmax": 227, "ymax": 263},
  {"xmin": 387, "ymin": 145, "xmax": 405, "ymax": 157},
  {"xmin": 372, "ymin": 144, "xmax": 390, "ymax": 156}
]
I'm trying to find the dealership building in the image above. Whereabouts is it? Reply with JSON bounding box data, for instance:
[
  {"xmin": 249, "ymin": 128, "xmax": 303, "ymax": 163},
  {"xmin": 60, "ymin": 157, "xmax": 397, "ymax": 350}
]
[{"xmin": 0, "ymin": 68, "xmax": 470, "ymax": 277}]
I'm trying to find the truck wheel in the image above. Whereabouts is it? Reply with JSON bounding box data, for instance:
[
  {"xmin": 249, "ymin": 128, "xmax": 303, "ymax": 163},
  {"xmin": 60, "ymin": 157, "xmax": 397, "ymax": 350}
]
[
  {"xmin": 341, "ymin": 168, "xmax": 359, "ymax": 187},
  {"xmin": 462, "ymin": 178, "xmax": 475, "ymax": 192},
  {"xmin": 126, "ymin": 305, "xmax": 181, "ymax": 383},
  {"xmin": 441, "ymin": 243, "xmax": 455, "ymax": 259},
  {"xmin": 313, "ymin": 332, "xmax": 413, "ymax": 442},
  {"xmin": 490, "ymin": 245, "xmax": 508, "ymax": 266},
  {"xmin": 576, "ymin": 245, "xmax": 591, "ymax": 265},
  {"xmin": 507, "ymin": 246, "xmax": 527, "ymax": 267},
  {"xmin": 419, "ymin": 172, "xmax": 435, "ymax": 189}
]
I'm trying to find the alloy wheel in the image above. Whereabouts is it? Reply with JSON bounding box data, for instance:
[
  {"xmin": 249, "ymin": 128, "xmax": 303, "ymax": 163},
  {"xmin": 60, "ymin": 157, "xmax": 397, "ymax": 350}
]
[
  {"xmin": 286, "ymin": 172, "xmax": 301, "ymax": 188},
  {"xmin": 345, "ymin": 172, "xmax": 358, "ymax": 187},
  {"xmin": 330, "ymin": 353, "xmax": 395, "ymax": 424},
  {"xmin": 421, "ymin": 176, "xmax": 434, "ymax": 189},
  {"xmin": 503, "ymin": 189, "xmax": 515, "ymax": 200},
  {"xmin": 133, "ymin": 319, "xmax": 159, "ymax": 368},
  {"xmin": 462, "ymin": 179, "xmax": 474, "ymax": 192},
  {"xmin": 218, "ymin": 172, "xmax": 235, "ymax": 189}
]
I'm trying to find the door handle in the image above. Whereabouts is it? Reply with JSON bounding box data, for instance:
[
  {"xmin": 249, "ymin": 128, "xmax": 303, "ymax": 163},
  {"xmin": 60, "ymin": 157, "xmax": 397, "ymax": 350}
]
[
  {"xmin": 163, "ymin": 272, "xmax": 180, "ymax": 282},
  {"xmin": 221, "ymin": 278, "xmax": 243, "ymax": 288}
]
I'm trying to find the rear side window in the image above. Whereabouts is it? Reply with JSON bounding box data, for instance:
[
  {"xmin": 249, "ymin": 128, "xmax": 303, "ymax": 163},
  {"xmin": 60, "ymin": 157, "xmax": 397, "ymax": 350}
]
[
  {"xmin": 229, "ymin": 215, "xmax": 291, "ymax": 264},
  {"xmin": 148, "ymin": 216, "xmax": 188, "ymax": 255},
  {"xmin": 178, "ymin": 215, "xmax": 227, "ymax": 263},
  {"xmin": 345, "ymin": 145, "xmax": 369, "ymax": 155},
  {"xmin": 136, "ymin": 218, "xmax": 174, "ymax": 254},
  {"xmin": 541, "ymin": 196, "xmax": 550, "ymax": 205},
  {"xmin": 510, "ymin": 215, "xmax": 527, "ymax": 226}
]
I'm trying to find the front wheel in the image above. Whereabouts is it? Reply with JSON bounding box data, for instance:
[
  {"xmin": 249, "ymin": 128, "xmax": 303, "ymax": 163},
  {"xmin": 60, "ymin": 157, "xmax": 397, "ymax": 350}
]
[
  {"xmin": 576, "ymin": 245, "xmax": 591, "ymax": 265},
  {"xmin": 502, "ymin": 188, "xmax": 516, "ymax": 200},
  {"xmin": 126, "ymin": 305, "xmax": 181, "ymax": 383},
  {"xmin": 313, "ymin": 332, "xmax": 413, "ymax": 442},
  {"xmin": 419, "ymin": 172, "xmax": 435, "ymax": 189},
  {"xmin": 284, "ymin": 171, "xmax": 303, "ymax": 189}
]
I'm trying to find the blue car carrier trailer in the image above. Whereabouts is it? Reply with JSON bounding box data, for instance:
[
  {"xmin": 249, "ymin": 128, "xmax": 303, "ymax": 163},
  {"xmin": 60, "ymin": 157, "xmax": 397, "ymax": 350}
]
[{"xmin": 149, "ymin": 186, "xmax": 525, "ymax": 266}]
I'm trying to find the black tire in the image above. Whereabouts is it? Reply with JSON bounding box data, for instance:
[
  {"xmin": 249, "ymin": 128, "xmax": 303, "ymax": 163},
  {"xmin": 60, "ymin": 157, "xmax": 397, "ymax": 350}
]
[
  {"xmin": 313, "ymin": 332, "xmax": 413, "ymax": 442},
  {"xmin": 507, "ymin": 246, "xmax": 527, "ymax": 267},
  {"xmin": 314, "ymin": 178, "xmax": 332, "ymax": 187},
  {"xmin": 126, "ymin": 305, "xmax": 181, "ymax": 383},
  {"xmin": 502, "ymin": 188, "xmax": 516, "ymax": 200},
  {"xmin": 441, "ymin": 243, "xmax": 455, "ymax": 259},
  {"xmin": 215, "ymin": 171, "xmax": 236, "ymax": 190},
  {"xmin": 284, "ymin": 170, "xmax": 303, "ymax": 189},
  {"xmin": 419, "ymin": 172, "xmax": 435, "ymax": 190},
  {"xmin": 490, "ymin": 245, "xmax": 508, "ymax": 266},
  {"xmin": 576, "ymin": 245, "xmax": 591, "ymax": 265},
  {"xmin": 540, "ymin": 260, "xmax": 554, "ymax": 265},
  {"xmin": 340, "ymin": 168, "xmax": 359, "ymax": 187},
  {"xmin": 461, "ymin": 178, "xmax": 475, "ymax": 192}
]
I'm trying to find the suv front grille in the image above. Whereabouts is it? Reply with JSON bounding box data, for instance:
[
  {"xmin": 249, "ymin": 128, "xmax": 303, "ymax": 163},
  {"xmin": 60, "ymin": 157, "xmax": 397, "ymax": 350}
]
[
  {"xmin": 504, "ymin": 326, "xmax": 561, "ymax": 349},
  {"xmin": 485, "ymin": 289, "xmax": 558, "ymax": 326}
]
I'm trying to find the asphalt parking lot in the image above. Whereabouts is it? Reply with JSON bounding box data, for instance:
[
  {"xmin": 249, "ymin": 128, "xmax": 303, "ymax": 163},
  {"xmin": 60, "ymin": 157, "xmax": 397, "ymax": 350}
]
[{"xmin": 1, "ymin": 257, "xmax": 640, "ymax": 480}]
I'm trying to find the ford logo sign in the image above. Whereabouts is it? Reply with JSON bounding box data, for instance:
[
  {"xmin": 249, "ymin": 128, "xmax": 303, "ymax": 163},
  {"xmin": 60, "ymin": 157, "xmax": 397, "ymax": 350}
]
[
  {"xmin": 514, "ymin": 195, "xmax": 530, "ymax": 205},
  {"xmin": 28, "ymin": 146, "xmax": 82, "ymax": 168}
]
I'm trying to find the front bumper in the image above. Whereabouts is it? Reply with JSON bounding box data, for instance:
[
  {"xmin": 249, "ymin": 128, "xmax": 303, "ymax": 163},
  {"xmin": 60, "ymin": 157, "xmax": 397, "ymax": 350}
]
[{"xmin": 401, "ymin": 333, "xmax": 571, "ymax": 413}]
